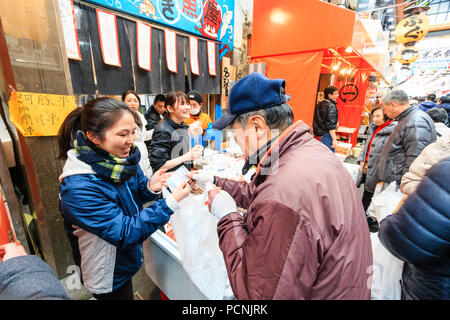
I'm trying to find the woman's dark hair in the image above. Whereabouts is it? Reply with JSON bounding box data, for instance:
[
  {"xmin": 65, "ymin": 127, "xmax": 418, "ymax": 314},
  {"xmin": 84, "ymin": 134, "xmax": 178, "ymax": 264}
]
[
  {"xmin": 164, "ymin": 91, "xmax": 189, "ymax": 117},
  {"xmin": 121, "ymin": 90, "xmax": 141, "ymax": 105},
  {"xmin": 58, "ymin": 98, "xmax": 136, "ymax": 160},
  {"xmin": 371, "ymin": 105, "xmax": 390, "ymax": 122},
  {"xmin": 121, "ymin": 90, "xmax": 142, "ymax": 129},
  {"xmin": 324, "ymin": 86, "xmax": 339, "ymax": 100}
]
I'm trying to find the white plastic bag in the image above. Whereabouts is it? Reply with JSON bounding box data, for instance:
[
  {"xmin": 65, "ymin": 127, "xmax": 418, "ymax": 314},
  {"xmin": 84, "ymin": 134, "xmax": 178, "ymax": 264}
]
[
  {"xmin": 368, "ymin": 182, "xmax": 405, "ymax": 221},
  {"xmin": 370, "ymin": 233, "xmax": 404, "ymax": 300},
  {"xmin": 368, "ymin": 182, "xmax": 405, "ymax": 300},
  {"xmin": 168, "ymin": 194, "xmax": 232, "ymax": 300}
]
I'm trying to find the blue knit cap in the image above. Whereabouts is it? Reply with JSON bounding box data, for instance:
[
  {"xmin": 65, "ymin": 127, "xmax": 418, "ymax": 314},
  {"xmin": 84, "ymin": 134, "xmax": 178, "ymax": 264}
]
[{"xmin": 213, "ymin": 73, "xmax": 288, "ymax": 130}]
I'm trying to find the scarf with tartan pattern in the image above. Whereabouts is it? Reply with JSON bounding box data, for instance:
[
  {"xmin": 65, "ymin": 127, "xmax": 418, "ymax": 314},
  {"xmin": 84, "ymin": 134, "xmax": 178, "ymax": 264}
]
[{"xmin": 74, "ymin": 131, "xmax": 141, "ymax": 183}]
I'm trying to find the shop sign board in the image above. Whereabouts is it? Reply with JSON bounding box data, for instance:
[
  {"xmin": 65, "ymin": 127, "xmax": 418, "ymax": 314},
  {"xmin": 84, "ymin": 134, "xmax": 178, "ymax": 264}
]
[
  {"xmin": 8, "ymin": 92, "xmax": 77, "ymax": 137},
  {"xmin": 82, "ymin": 0, "xmax": 235, "ymax": 58}
]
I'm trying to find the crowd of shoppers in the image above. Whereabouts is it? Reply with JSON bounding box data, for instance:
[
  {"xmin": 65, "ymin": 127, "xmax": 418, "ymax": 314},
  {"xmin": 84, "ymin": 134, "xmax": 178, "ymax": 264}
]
[{"xmin": 2, "ymin": 74, "xmax": 448, "ymax": 301}]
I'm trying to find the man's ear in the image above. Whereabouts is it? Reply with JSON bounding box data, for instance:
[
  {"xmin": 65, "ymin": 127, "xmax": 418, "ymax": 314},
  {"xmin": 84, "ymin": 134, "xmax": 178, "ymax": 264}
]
[
  {"xmin": 86, "ymin": 131, "xmax": 100, "ymax": 146},
  {"xmin": 250, "ymin": 115, "xmax": 269, "ymax": 136}
]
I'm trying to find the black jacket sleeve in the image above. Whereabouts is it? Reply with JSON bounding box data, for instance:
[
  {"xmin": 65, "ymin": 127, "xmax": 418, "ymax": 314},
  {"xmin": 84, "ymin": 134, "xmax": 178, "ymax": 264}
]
[
  {"xmin": 0, "ymin": 255, "xmax": 70, "ymax": 300},
  {"xmin": 326, "ymin": 103, "xmax": 338, "ymax": 131},
  {"xmin": 149, "ymin": 128, "xmax": 173, "ymax": 173},
  {"xmin": 145, "ymin": 114, "xmax": 161, "ymax": 131}
]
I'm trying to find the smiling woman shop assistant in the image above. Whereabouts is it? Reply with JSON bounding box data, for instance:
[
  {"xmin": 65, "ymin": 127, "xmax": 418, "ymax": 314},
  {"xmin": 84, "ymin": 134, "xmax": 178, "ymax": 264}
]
[
  {"xmin": 57, "ymin": 98, "xmax": 191, "ymax": 300},
  {"xmin": 149, "ymin": 91, "xmax": 203, "ymax": 173}
]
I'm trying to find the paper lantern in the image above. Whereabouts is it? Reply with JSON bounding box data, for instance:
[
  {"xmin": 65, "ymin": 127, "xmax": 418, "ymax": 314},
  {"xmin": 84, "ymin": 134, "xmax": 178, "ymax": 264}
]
[
  {"xmin": 394, "ymin": 14, "xmax": 429, "ymax": 45},
  {"xmin": 396, "ymin": 46, "xmax": 420, "ymax": 64}
]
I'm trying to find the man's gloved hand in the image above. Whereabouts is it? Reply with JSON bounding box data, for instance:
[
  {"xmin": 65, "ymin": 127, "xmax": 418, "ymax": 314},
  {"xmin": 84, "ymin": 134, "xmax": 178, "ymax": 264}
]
[
  {"xmin": 186, "ymin": 169, "xmax": 214, "ymax": 189},
  {"xmin": 208, "ymin": 189, "xmax": 237, "ymax": 220}
]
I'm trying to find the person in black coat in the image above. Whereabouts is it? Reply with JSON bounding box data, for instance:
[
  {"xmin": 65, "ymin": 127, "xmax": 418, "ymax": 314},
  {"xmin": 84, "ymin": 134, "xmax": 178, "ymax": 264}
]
[
  {"xmin": 144, "ymin": 94, "xmax": 167, "ymax": 131},
  {"xmin": 378, "ymin": 157, "xmax": 450, "ymax": 300},
  {"xmin": 313, "ymin": 86, "xmax": 339, "ymax": 152},
  {"xmin": 437, "ymin": 95, "xmax": 450, "ymax": 121},
  {"xmin": 148, "ymin": 92, "xmax": 203, "ymax": 173}
]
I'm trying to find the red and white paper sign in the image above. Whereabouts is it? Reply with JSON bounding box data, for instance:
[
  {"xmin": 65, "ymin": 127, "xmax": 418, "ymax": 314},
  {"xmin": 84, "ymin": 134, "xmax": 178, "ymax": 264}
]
[
  {"xmin": 96, "ymin": 9, "xmax": 121, "ymax": 67},
  {"xmin": 207, "ymin": 41, "xmax": 216, "ymax": 76},
  {"xmin": 58, "ymin": 0, "xmax": 81, "ymax": 60},
  {"xmin": 189, "ymin": 37, "xmax": 200, "ymax": 76},
  {"xmin": 137, "ymin": 22, "xmax": 152, "ymax": 71},
  {"xmin": 164, "ymin": 29, "xmax": 177, "ymax": 73}
]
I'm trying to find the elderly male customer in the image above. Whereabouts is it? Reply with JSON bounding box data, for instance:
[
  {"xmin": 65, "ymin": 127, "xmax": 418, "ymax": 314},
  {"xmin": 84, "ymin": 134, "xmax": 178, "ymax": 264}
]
[
  {"xmin": 378, "ymin": 90, "xmax": 437, "ymax": 187},
  {"xmin": 187, "ymin": 73, "xmax": 372, "ymax": 300}
]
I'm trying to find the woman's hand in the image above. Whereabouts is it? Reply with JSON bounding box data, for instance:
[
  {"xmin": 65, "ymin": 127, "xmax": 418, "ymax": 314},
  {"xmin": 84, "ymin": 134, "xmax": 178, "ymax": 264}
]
[
  {"xmin": 148, "ymin": 168, "xmax": 168, "ymax": 192},
  {"xmin": 171, "ymin": 180, "xmax": 191, "ymax": 203}
]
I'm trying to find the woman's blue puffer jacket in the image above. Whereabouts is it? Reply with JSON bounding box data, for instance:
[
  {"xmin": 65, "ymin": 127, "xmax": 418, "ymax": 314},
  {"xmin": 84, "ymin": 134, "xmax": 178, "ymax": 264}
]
[{"xmin": 378, "ymin": 157, "xmax": 450, "ymax": 300}]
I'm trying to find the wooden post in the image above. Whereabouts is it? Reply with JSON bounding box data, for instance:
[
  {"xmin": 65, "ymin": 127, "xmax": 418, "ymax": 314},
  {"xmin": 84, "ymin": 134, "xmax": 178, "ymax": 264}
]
[{"xmin": 0, "ymin": 138, "xmax": 30, "ymax": 252}]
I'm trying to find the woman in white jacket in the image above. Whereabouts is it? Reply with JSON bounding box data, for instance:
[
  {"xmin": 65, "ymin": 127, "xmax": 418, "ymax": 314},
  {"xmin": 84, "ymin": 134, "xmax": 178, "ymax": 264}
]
[
  {"xmin": 122, "ymin": 90, "xmax": 153, "ymax": 178},
  {"xmin": 401, "ymin": 131, "xmax": 450, "ymax": 195}
]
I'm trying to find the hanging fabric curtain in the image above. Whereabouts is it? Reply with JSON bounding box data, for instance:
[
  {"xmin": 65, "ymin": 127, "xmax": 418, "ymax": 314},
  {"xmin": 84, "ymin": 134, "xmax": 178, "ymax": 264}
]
[
  {"xmin": 136, "ymin": 21, "xmax": 152, "ymax": 72},
  {"xmin": 189, "ymin": 36, "xmax": 200, "ymax": 76},
  {"xmin": 58, "ymin": 0, "xmax": 81, "ymax": 61},
  {"xmin": 68, "ymin": 2, "xmax": 96, "ymax": 95},
  {"xmin": 164, "ymin": 29, "xmax": 177, "ymax": 74},
  {"xmin": 88, "ymin": 9, "xmax": 134, "ymax": 95},
  {"xmin": 124, "ymin": 19, "xmax": 162, "ymax": 94},
  {"xmin": 96, "ymin": 9, "xmax": 121, "ymax": 67},
  {"xmin": 207, "ymin": 40, "xmax": 217, "ymax": 76},
  {"xmin": 160, "ymin": 31, "xmax": 186, "ymax": 93}
]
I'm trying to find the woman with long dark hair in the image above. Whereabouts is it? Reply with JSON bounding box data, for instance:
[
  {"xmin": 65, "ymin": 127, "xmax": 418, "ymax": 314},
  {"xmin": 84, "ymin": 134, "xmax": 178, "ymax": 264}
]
[
  {"xmin": 58, "ymin": 98, "xmax": 190, "ymax": 300},
  {"xmin": 122, "ymin": 90, "xmax": 153, "ymax": 178},
  {"xmin": 149, "ymin": 91, "xmax": 203, "ymax": 173}
]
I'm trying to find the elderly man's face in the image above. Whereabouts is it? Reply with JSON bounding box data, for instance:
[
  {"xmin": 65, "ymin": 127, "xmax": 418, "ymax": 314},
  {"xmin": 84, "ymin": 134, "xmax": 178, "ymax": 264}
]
[{"xmin": 231, "ymin": 116, "xmax": 271, "ymax": 159}]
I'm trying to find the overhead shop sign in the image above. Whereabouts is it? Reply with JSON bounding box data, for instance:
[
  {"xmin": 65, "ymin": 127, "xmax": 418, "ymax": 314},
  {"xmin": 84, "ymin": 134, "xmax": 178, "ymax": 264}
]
[{"xmin": 83, "ymin": 0, "xmax": 235, "ymax": 59}]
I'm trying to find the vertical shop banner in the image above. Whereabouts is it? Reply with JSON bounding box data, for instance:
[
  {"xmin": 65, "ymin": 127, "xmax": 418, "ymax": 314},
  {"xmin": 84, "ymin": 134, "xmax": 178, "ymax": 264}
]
[
  {"xmin": 96, "ymin": 9, "xmax": 121, "ymax": 67},
  {"xmin": 189, "ymin": 36, "xmax": 200, "ymax": 75},
  {"xmin": 137, "ymin": 21, "xmax": 152, "ymax": 71},
  {"xmin": 58, "ymin": 0, "xmax": 82, "ymax": 60},
  {"xmin": 8, "ymin": 92, "xmax": 77, "ymax": 137},
  {"xmin": 207, "ymin": 40, "xmax": 216, "ymax": 76},
  {"xmin": 83, "ymin": 0, "xmax": 235, "ymax": 59},
  {"xmin": 165, "ymin": 29, "xmax": 178, "ymax": 73},
  {"xmin": 221, "ymin": 56, "xmax": 235, "ymax": 109}
]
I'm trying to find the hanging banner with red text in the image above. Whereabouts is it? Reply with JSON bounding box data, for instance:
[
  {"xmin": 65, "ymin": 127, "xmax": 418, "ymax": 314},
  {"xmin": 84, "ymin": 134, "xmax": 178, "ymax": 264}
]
[
  {"xmin": 137, "ymin": 21, "xmax": 152, "ymax": 71},
  {"xmin": 58, "ymin": 0, "xmax": 82, "ymax": 60},
  {"xmin": 207, "ymin": 40, "xmax": 216, "ymax": 76},
  {"xmin": 96, "ymin": 9, "xmax": 121, "ymax": 67},
  {"xmin": 165, "ymin": 29, "xmax": 177, "ymax": 73},
  {"xmin": 189, "ymin": 36, "xmax": 200, "ymax": 76}
]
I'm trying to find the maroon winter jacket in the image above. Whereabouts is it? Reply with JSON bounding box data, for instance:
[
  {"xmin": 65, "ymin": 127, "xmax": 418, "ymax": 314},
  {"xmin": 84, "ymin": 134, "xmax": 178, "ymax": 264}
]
[{"xmin": 215, "ymin": 121, "xmax": 372, "ymax": 300}]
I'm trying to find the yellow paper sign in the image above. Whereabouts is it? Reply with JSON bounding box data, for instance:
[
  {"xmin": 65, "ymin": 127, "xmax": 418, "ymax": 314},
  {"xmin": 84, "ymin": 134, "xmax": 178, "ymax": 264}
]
[{"xmin": 8, "ymin": 91, "xmax": 77, "ymax": 137}]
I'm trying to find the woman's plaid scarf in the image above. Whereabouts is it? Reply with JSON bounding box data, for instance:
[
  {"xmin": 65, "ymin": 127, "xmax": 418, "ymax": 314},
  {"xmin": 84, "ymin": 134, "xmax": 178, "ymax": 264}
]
[{"xmin": 74, "ymin": 131, "xmax": 141, "ymax": 183}]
